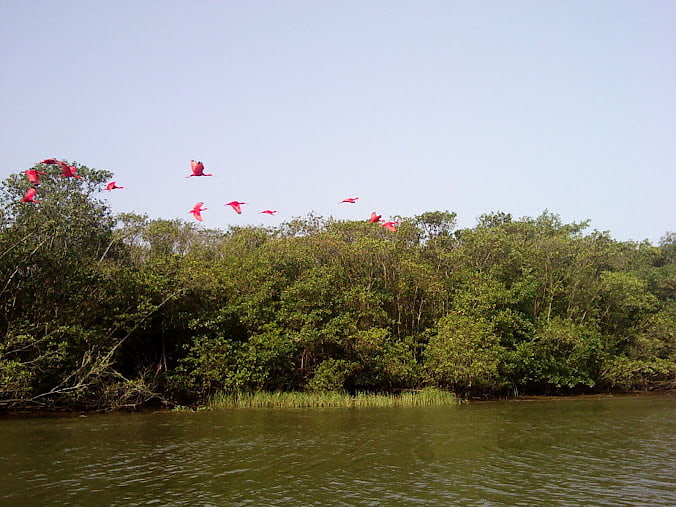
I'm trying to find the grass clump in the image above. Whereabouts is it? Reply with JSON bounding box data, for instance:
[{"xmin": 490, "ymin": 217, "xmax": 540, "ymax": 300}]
[{"xmin": 209, "ymin": 388, "xmax": 456, "ymax": 409}]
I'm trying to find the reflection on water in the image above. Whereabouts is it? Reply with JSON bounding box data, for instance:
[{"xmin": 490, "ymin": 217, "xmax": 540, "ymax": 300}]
[{"xmin": 1, "ymin": 395, "xmax": 674, "ymax": 505}]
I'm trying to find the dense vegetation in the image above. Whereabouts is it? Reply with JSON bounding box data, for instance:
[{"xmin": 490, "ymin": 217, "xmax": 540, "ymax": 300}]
[{"xmin": 1, "ymin": 162, "xmax": 674, "ymax": 410}]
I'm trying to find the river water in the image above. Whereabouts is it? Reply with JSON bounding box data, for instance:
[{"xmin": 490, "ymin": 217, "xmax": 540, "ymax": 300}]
[{"xmin": 1, "ymin": 395, "xmax": 674, "ymax": 505}]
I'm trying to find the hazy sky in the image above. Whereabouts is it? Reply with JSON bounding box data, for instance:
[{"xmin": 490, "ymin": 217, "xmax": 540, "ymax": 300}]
[{"xmin": 1, "ymin": 1, "xmax": 674, "ymax": 242}]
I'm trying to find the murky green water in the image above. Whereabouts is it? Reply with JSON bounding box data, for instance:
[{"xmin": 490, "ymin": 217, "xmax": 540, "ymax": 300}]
[{"xmin": 1, "ymin": 395, "xmax": 674, "ymax": 505}]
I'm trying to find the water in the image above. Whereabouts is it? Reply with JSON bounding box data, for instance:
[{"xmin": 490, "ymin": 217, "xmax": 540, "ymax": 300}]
[{"xmin": 1, "ymin": 395, "xmax": 674, "ymax": 505}]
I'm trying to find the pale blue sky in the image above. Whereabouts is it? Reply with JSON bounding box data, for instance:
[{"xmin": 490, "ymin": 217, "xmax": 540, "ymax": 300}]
[{"xmin": 1, "ymin": 1, "xmax": 674, "ymax": 242}]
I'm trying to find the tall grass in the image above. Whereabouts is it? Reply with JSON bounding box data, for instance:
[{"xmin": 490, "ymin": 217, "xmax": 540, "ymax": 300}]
[{"xmin": 208, "ymin": 388, "xmax": 457, "ymax": 409}]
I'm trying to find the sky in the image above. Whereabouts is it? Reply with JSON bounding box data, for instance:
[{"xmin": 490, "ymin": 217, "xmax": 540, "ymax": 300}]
[{"xmin": 1, "ymin": 0, "xmax": 674, "ymax": 243}]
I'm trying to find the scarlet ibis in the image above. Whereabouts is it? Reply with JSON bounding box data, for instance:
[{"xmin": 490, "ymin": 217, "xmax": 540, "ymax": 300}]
[
  {"xmin": 105, "ymin": 182, "xmax": 124, "ymax": 191},
  {"xmin": 189, "ymin": 202, "xmax": 207, "ymax": 221},
  {"xmin": 58, "ymin": 161, "xmax": 82, "ymax": 178},
  {"xmin": 226, "ymin": 201, "xmax": 246, "ymax": 214},
  {"xmin": 40, "ymin": 158, "xmax": 60, "ymax": 165},
  {"xmin": 381, "ymin": 221, "xmax": 399, "ymax": 233},
  {"xmin": 225, "ymin": 201, "xmax": 246, "ymax": 215},
  {"xmin": 260, "ymin": 210, "xmax": 277, "ymax": 215},
  {"xmin": 20, "ymin": 188, "xmax": 40, "ymax": 203},
  {"xmin": 368, "ymin": 212, "xmax": 382, "ymax": 223},
  {"xmin": 24, "ymin": 170, "xmax": 46, "ymax": 185},
  {"xmin": 187, "ymin": 160, "xmax": 212, "ymax": 177},
  {"xmin": 341, "ymin": 197, "xmax": 359, "ymax": 204}
]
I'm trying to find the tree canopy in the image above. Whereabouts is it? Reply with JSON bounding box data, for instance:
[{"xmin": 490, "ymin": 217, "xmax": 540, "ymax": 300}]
[{"xmin": 1, "ymin": 162, "xmax": 674, "ymax": 410}]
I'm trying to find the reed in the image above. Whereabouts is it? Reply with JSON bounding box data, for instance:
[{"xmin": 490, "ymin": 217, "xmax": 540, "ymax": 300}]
[{"xmin": 208, "ymin": 388, "xmax": 456, "ymax": 409}]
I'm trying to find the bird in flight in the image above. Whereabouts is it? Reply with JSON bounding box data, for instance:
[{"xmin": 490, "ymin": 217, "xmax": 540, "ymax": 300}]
[
  {"xmin": 58, "ymin": 161, "xmax": 82, "ymax": 178},
  {"xmin": 226, "ymin": 201, "xmax": 246, "ymax": 214},
  {"xmin": 20, "ymin": 188, "xmax": 40, "ymax": 203},
  {"xmin": 189, "ymin": 202, "xmax": 207, "ymax": 221},
  {"xmin": 187, "ymin": 160, "xmax": 212, "ymax": 177},
  {"xmin": 381, "ymin": 220, "xmax": 399, "ymax": 233},
  {"xmin": 260, "ymin": 210, "xmax": 277, "ymax": 215},
  {"xmin": 341, "ymin": 197, "xmax": 359, "ymax": 204},
  {"xmin": 368, "ymin": 212, "xmax": 382, "ymax": 223},
  {"xmin": 24, "ymin": 169, "xmax": 46, "ymax": 185},
  {"xmin": 39, "ymin": 158, "xmax": 60, "ymax": 165},
  {"xmin": 105, "ymin": 181, "xmax": 124, "ymax": 191}
]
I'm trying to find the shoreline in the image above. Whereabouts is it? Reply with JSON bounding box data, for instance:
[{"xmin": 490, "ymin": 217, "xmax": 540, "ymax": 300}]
[{"xmin": 1, "ymin": 389, "xmax": 673, "ymax": 418}]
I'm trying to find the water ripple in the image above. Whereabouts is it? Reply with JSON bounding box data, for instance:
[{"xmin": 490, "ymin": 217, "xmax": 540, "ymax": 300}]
[{"xmin": 0, "ymin": 396, "xmax": 674, "ymax": 505}]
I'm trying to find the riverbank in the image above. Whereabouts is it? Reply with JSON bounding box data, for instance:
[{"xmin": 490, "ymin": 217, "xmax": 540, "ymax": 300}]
[
  {"xmin": 493, "ymin": 390, "xmax": 675, "ymax": 403},
  {"xmin": 2, "ymin": 388, "xmax": 674, "ymax": 417}
]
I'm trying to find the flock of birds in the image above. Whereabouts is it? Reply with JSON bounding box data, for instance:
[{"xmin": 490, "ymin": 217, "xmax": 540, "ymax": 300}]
[{"xmin": 19, "ymin": 159, "xmax": 400, "ymax": 232}]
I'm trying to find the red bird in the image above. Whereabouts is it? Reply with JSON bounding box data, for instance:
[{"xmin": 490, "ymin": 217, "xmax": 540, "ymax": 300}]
[
  {"xmin": 20, "ymin": 188, "xmax": 40, "ymax": 203},
  {"xmin": 58, "ymin": 161, "xmax": 82, "ymax": 178},
  {"xmin": 105, "ymin": 181, "xmax": 124, "ymax": 191},
  {"xmin": 226, "ymin": 201, "xmax": 246, "ymax": 214},
  {"xmin": 260, "ymin": 210, "xmax": 277, "ymax": 215},
  {"xmin": 24, "ymin": 170, "xmax": 46, "ymax": 185},
  {"xmin": 381, "ymin": 220, "xmax": 399, "ymax": 233},
  {"xmin": 368, "ymin": 212, "xmax": 382, "ymax": 223},
  {"xmin": 341, "ymin": 197, "xmax": 359, "ymax": 204},
  {"xmin": 187, "ymin": 160, "xmax": 212, "ymax": 177},
  {"xmin": 40, "ymin": 158, "xmax": 60, "ymax": 165},
  {"xmin": 189, "ymin": 202, "xmax": 207, "ymax": 221}
]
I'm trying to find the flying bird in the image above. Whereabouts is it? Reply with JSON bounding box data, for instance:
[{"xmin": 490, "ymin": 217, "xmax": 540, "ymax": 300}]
[
  {"xmin": 105, "ymin": 181, "xmax": 124, "ymax": 191},
  {"xmin": 381, "ymin": 221, "xmax": 399, "ymax": 233},
  {"xmin": 260, "ymin": 210, "xmax": 278, "ymax": 215},
  {"xmin": 368, "ymin": 212, "xmax": 382, "ymax": 223},
  {"xmin": 189, "ymin": 202, "xmax": 207, "ymax": 221},
  {"xmin": 187, "ymin": 160, "xmax": 212, "ymax": 177},
  {"xmin": 58, "ymin": 161, "xmax": 82, "ymax": 178},
  {"xmin": 341, "ymin": 197, "xmax": 359, "ymax": 204},
  {"xmin": 226, "ymin": 201, "xmax": 246, "ymax": 214},
  {"xmin": 20, "ymin": 188, "xmax": 40, "ymax": 203},
  {"xmin": 24, "ymin": 170, "xmax": 46, "ymax": 185},
  {"xmin": 40, "ymin": 158, "xmax": 60, "ymax": 165}
]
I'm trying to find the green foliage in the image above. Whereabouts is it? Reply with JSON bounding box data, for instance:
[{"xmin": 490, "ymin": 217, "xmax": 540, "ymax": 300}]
[
  {"xmin": 600, "ymin": 356, "xmax": 674, "ymax": 391},
  {"xmin": 425, "ymin": 312, "xmax": 503, "ymax": 392},
  {"xmin": 1, "ymin": 161, "xmax": 674, "ymax": 410},
  {"xmin": 599, "ymin": 303, "xmax": 676, "ymax": 390},
  {"xmin": 509, "ymin": 318, "xmax": 603, "ymax": 391},
  {"xmin": 174, "ymin": 335, "xmax": 246, "ymax": 394},
  {"xmin": 351, "ymin": 328, "xmax": 421, "ymax": 390},
  {"xmin": 0, "ymin": 358, "xmax": 32, "ymax": 400},
  {"xmin": 0, "ymin": 162, "xmax": 183, "ymax": 410},
  {"xmin": 307, "ymin": 359, "xmax": 358, "ymax": 392},
  {"xmin": 413, "ymin": 210, "xmax": 457, "ymax": 244}
]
